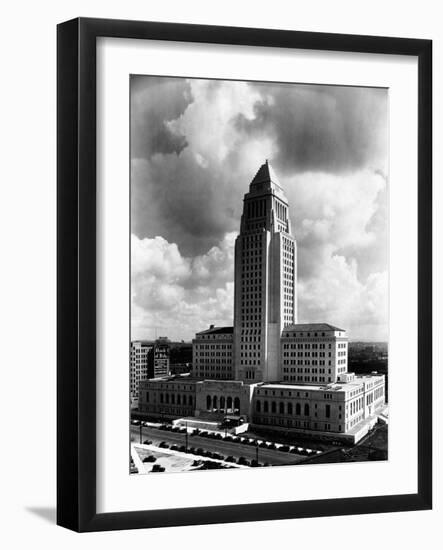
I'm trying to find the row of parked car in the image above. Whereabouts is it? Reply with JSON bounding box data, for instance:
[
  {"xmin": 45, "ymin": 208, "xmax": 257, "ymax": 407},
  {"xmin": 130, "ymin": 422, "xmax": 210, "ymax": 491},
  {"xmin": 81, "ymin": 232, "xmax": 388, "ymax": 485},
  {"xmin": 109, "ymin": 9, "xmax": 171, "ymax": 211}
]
[
  {"xmin": 137, "ymin": 421, "xmax": 322, "ymax": 457},
  {"xmin": 182, "ymin": 428, "xmax": 319, "ymax": 456},
  {"xmin": 150, "ymin": 439, "xmax": 267, "ymax": 467}
]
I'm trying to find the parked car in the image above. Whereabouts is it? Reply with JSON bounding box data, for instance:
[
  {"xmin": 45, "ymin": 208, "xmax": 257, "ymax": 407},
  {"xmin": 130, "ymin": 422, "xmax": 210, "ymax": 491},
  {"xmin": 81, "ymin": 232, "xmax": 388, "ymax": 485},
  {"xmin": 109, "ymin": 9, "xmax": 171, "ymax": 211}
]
[
  {"xmin": 143, "ymin": 439, "xmax": 152, "ymax": 445},
  {"xmin": 158, "ymin": 441, "xmax": 169, "ymax": 448},
  {"xmin": 143, "ymin": 455, "xmax": 156, "ymax": 463}
]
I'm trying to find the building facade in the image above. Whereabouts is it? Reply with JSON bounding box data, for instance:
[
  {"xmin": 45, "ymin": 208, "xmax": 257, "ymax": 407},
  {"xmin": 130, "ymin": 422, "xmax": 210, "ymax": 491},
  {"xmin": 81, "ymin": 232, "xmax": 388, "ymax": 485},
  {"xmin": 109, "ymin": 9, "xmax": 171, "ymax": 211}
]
[
  {"xmin": 251, "ymin": 373, "xmax": 385, "ymax": 438},
  {"xmin": 195, "ymin": 379, "xmax": 254, "ymax": 417},
  {"xmin": 281, "ymin": 323, "xmax": 348, "ymax": 384},
  {"xmin": 138, "ymin": 377, "xmax": 197, "ymax": 420},
  {"xmin": 192, "ymin": 325, "xmax": 234, "ymax": 380},
  {"xmin": 153, "ymin": 337, "xmax": 170, "ymax": 378},
  {"xmin": 233, "ymin": 161, "xmax": 297, "ymax": 383}
]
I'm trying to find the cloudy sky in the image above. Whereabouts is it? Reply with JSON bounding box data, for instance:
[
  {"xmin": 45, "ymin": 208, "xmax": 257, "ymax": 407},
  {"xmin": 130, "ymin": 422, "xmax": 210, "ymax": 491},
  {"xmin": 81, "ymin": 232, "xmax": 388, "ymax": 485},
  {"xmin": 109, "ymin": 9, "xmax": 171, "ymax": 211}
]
[{"xmin": 131, "ymin": 75, "xmax": 388, "ymax": 342}]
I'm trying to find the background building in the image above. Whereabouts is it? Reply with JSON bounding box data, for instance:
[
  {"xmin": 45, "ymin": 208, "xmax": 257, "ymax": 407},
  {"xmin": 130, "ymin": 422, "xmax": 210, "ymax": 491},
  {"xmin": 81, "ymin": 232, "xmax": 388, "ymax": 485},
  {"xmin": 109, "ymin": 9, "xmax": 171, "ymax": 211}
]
[
  {"xmin": 153, "ymin": 336, "xmax": 170, "ymax": 378},
  {"xmin": 169, "ymin": 362, "xmax": 192, "ymax": 375},
  {"xmin": 130, "ymin": 341, "xmax": 154, "ymax": 407},
  {"xmin": 130, "ymin": 337, "xmax": 171, "ymax": 407}
]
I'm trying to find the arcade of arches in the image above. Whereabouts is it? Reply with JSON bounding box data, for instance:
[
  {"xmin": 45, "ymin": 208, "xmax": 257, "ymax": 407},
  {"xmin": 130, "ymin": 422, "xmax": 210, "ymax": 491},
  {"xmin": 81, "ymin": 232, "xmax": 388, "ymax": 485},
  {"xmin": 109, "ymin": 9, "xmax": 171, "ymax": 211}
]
[{"xmin": 206, "ymin": 394, "xmax": 241, "ymax": 413}]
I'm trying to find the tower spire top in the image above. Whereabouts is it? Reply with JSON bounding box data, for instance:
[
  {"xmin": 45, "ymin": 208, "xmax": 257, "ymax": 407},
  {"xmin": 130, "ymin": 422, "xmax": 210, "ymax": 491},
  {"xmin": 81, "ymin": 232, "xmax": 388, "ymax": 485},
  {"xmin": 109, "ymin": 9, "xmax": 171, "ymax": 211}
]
[{"xmin": 249, "ymin": 160, "xmax": 286, "ymax": 199}]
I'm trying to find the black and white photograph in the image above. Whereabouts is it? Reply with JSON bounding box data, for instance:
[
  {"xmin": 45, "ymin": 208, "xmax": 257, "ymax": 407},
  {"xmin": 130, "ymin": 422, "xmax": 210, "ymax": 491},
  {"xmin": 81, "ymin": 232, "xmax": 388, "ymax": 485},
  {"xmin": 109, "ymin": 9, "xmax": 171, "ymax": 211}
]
[
  {"xmin": 129, "ymin": 75, "xmax": 389, "ymax": 474},
  {"xmin": 0, "ymin": 0, "xmax": 436, "ymax": 542}
]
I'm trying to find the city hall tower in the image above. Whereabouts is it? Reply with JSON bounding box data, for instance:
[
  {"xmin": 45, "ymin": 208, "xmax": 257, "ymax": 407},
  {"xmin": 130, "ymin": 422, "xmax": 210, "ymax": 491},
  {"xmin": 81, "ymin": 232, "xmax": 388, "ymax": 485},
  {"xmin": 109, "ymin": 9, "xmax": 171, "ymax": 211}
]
[{"xmin": 234, "ymin": 161, "xmax": 297, "ymax": 382}]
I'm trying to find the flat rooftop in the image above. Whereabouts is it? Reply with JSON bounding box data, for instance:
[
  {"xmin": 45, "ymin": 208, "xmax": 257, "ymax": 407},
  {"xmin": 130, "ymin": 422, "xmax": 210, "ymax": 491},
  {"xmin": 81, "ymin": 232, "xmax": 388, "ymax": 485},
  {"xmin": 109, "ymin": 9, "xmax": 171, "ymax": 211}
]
[
  {"xmin": 260, "ymin": 374, "xmax": 384, "ymax": 393},
  {"xmin": 195, "ymin": 326, "xmax": 234, "ymax": 336},
  {"xmin": 283, "ymin": 323, "xmax": 345, "ymax": 332}
]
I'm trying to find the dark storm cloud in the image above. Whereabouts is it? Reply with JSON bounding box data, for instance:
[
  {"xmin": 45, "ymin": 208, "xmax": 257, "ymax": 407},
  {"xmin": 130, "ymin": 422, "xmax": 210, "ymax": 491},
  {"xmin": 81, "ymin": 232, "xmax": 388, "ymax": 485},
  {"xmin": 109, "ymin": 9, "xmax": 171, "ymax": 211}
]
[
  {"xmin": 236, "ymin": 83, "xmax": 388, "ymax": 176},
  {"xmin": 131, "ymin": 150, "xmax": 243, "ymax": 256},
  {"xmin": 131, "ymin": 75, "xmax": 191, "ymax": 158}
]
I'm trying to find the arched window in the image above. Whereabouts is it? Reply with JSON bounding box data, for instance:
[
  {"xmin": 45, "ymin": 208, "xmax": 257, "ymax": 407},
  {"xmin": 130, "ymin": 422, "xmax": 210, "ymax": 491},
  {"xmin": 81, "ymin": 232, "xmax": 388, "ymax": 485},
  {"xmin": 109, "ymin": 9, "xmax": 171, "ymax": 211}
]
[
  {"xmin": 212, "ymin": 395, "xmax": 218, "ymax": 409},
  {"xmin": 177, "ymin": 394, "xmax": 181, "ymax": 405},
  {"xmin": 264, "ymin": 401, "xmax": 269, "ymax": 413},
  {"xmin": 295, "ymin": 403, "xmax": 301, "ymax": 415},
  {"xmin": 271, "ymin": 401, "xmax": 276, "ymax": 413},
  {"xmin": 287, "ymin": 402, "xmax": 293, "ymax": 415},
  {"xmin": 165, "ymin": 393, "xmax": 169, "ymax": 404},
  {"xmin": 304, "ymin": 403, "xmax": 310, "ymax": 416},
  {"xmin": 256, "ymin": 400, "xmax": 261, "ymax": 413},
  {"xmin": 206, "ymin": 395, "xmax": 211, "ymax": 410},
  {"xmin": 220, "ymin": 396, "xmax": 225, "ymax": 410},
  {"xmin": 279, "ymin": 402, "xmax": 284, "ymax": 414},
  {"xmin": 160, "ymin": 393, "xmax": 164, "ymax": 404},
  {"xmin": 188, "ymin": 395, "xmax": 193, "ymax": 406},
  {"xmin": 234, "ymin": 397, "xmax": 240, "ymax": 411},
  {"xmin": 227, "ymin": 396, "xmax": 233, "ymax": 410},
  {"xmin": 171, "ymin": 394, "xmax": 175, "ymax": 404}
]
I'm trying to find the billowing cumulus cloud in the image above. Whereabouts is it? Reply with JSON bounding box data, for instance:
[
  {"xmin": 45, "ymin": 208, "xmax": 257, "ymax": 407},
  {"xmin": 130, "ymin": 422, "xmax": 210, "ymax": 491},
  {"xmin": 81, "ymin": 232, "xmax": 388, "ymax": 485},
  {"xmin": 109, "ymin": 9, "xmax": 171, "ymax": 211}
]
[
  {"xmin": 131, "ymin": 76, "xmax": 388, "ymax": 341},
  {"xmin": 131, "ymin": 233, "xmax": 235, "ymax": 340}
]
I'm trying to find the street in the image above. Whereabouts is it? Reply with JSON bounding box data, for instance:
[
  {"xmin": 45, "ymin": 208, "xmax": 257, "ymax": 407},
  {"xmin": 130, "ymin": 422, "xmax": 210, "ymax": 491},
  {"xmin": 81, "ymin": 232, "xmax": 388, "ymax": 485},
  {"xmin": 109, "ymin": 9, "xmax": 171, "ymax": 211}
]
[{"xmin": 130, "ymin": 425, "xmax": 309, "ymax": 466}]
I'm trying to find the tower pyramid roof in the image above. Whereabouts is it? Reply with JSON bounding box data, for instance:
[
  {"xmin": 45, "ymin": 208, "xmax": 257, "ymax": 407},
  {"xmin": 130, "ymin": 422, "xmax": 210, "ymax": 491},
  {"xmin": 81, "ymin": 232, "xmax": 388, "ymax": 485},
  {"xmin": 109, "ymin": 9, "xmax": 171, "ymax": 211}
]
[
  {"xmin": 249, "ymin": 160, "xmax": 287, "ymax": 202},
  {"xmin": 250, "ymin": 160, "xmax": 282, "ymax": 188}
]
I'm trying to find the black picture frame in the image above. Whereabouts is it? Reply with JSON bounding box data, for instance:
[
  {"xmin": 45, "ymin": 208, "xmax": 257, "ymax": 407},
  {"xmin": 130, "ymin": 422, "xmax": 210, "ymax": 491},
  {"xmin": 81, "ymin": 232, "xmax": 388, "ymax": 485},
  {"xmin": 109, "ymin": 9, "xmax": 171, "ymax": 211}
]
[{"xmin": 57, "ymin": 17, "xmax": 432, "ymax": 532}]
